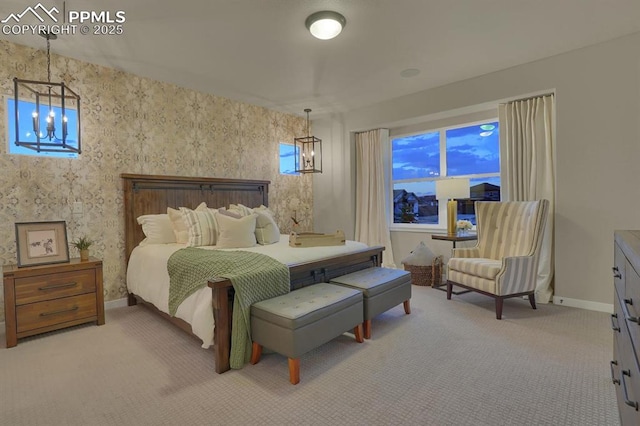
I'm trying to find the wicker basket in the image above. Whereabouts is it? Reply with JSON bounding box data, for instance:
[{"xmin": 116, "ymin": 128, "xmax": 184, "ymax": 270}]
[{"xmin": 403, "ymin": 256, "xmax": 443, "ymax": 287}]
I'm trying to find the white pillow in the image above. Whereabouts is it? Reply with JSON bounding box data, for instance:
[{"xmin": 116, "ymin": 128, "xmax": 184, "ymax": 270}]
[
  {"xmin": 136, "ymin": 214, "xmax": 176, "ymax": 246},
  {"xmin": 254, "ymin": 205, "xmax": 275, "ymax": 217},
  {"xmin": 168, "ymin": 202, "xmax": 207, "ymax": 244},
  {"xmin": 254, "ymin": 210, "xmax": 280, "ymax": 245},
  {"xmin": 214, "ymin": 212, "xmax": 257, "ymax": 248},
  {"xmin": 228, "ymin": 203, "xmax": 254, "ymax": 217},
  {"xmin": 180, "ymin": 207, "xmax": 217, "ymax": 247}
]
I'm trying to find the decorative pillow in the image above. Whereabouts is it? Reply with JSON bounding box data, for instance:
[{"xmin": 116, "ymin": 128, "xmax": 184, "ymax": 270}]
[
  {"xmin": 136, "ymin": 214, "xmax": 176, "ymax": 246},
  {"xmin": 253, "ymin": 204, "xmax": 276, "ymax": 217},
  {"xmin": 214, "ymin": 212, "xmax": 257, "ymax": 248},
  {"xmin": 167, "ymin": 202, "xmax": 207, "ymax": 244},
  {"xmin": 254, "ymin": 210, "xmax": 280, "ymax": 245},
  {"xmin": 180, "ymin": 207, "xmax": 217, "ymax": 247},
  {"xmin": 228, "ymin": 203, "xmax": 254, "ymax": 217}
]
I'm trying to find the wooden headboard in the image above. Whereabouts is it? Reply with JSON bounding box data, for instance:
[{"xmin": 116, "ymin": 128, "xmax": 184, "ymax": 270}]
[{"xmin": 121, "ymin": 174, "xmax": 269, "ymax": 262}]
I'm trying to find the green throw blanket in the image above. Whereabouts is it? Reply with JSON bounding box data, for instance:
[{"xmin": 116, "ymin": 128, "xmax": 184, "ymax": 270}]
[{"xmin": 167, "ymin": 247, "xmax": 290, "ymax": 369}]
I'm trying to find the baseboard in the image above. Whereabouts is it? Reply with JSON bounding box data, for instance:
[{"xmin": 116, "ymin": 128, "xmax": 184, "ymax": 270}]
[
  {"xmin": 105, "ymin": 297, "xmax": 128, "ymax": 310},
  {"xmin": 552, "ymin": 296, "xmax": 613, "ymax": 314}
]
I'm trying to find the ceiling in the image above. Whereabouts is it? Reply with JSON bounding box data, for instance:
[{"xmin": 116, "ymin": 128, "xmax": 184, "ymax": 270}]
[{"xmin": 2, "ymin": 0, "xmax": 640, "ymax": 118}]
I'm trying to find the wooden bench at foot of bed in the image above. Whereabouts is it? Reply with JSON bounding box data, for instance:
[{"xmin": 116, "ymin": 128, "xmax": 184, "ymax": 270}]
[{"xmin": 207, "ymin": 245, "xmax": 384, "ymax": 373}]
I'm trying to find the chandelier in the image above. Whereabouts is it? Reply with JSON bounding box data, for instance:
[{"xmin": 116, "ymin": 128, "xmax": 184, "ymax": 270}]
[
  {"xmin": 13, "ymin": 31, "xmax": 81, "ymax": 154},
  {"xmin": 294, "ymin": 108, "xmax": 322, "ymax": 174}
]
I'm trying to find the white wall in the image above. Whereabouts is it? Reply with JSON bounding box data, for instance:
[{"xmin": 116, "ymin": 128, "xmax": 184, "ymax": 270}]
[{"xmin": 314, "ymin": 32, "xmax": 640, "ymax": 307}]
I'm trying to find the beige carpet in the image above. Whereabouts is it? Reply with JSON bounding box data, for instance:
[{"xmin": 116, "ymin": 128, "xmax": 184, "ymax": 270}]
[{"xmin": 0, "ymin": 285, "xmax": 619, "ymax": 426}]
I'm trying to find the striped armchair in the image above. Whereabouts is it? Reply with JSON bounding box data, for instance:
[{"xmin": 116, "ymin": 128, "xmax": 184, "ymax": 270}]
[{"xmin": 446, "ymin": 200, "xmax": 549, "ymax": 319}]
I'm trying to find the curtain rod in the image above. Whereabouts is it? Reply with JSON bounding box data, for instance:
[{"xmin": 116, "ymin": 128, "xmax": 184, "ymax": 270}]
[{"xmin": 501, "ymin": 92, "xmax": 554, "ymax": 105}]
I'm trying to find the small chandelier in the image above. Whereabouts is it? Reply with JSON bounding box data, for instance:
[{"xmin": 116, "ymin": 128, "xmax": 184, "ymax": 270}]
[
  {"xmin": 294, "ymin": 108, "xmax": 322, "ymax": 174},
  {"xmin": 13, "ymin": 31, "xmax": 81, "ymax": 154}
]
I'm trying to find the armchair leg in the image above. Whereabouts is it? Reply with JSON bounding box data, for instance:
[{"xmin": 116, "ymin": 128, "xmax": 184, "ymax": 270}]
[
  {"xmin": 495, "ymin": 298, "xmax": 504, "ymax": 320},
  {"xmin": 528, "ymin": 293, "xmax": 537, "ymax": 310},
  {"xmin": 446, "ymin": 281, "xmax": 453, "ymax": 300}
]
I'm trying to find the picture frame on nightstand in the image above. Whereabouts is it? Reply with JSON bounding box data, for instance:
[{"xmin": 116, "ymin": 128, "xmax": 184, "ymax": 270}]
[{"xmin": 15, "ymin": 221, "xmax": 70, "ymax": 267}]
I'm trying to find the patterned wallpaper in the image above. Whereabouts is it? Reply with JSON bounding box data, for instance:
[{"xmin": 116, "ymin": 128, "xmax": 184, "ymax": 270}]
[{"xmin": 0, "ymin": 40, "xmax": 313, "ymax": 321}]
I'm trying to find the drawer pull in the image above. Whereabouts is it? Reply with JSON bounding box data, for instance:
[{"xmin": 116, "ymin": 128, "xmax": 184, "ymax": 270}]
[
  {"xmin": 39, "ymin": 306, "xmax": 79, "ymax": 317},
  {"xmin": 613, "ymin": 266, "xmax": 622, "ymax": 279},
  {"xmin": 610, "ymin": 360, "xmax": 620, "ymax": 385},
  {"xmin": 611, "ymin": 314, "xmax": 621, "ymax": 332},
  {"xmin": 39, "ymin": 282, "xmax": 78, "ymax": 291},
  {"xmin": 621, "ymin": 370, "xmax": 639, "ymax": 410},
  {"xmin": 627, "ymin": 315, "xmax": 639, "ymax": 324}
]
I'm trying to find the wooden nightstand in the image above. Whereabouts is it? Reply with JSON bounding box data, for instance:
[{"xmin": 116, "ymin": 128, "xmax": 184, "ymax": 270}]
[{"xmin": 3, "ymin": 258, "xmax": 105, "ymax": 347}]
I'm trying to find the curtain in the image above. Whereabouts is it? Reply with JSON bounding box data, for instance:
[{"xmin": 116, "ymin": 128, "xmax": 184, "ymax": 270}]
[
  {"xmin": 499, "ymin": 94, "xmax": 555, "ymax": 303},
  {"xmin": 355, "ymin": 129, "xmax": 396, "ymax": 268}
]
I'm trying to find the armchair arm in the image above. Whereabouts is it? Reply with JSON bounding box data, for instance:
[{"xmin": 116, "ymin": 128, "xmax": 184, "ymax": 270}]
[
  {"xmin": 495, "ymin": 255, "xmax": 538, "ymax": 295},
  {"xmin": 452, "ymin": 247, "xmax": 480, "ymax": 258}
]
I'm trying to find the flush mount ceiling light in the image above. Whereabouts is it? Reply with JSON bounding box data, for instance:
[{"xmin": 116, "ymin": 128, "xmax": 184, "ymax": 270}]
[{"xmin": 305, "ymin": 11, "xmax": 346, "ymax": 40}]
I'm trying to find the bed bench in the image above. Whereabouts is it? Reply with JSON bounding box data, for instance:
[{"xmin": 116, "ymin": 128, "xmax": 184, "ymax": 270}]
[
  {"xmin": 250, "ymin": 283, "xmax": 364, "ymax": 385},
  {"xmin": 329, "ymin": 267, "xmax": 412, "ymax": 339}
]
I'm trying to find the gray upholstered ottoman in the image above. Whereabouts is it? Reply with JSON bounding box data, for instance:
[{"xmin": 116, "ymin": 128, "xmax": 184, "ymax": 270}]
[
  {"xmin": 330, "ymin": 267, "xmax": 411, "ymax": 339},
  {"xmin": 250, "ymin": 283, "xmax": 364, "ymax": 385}
]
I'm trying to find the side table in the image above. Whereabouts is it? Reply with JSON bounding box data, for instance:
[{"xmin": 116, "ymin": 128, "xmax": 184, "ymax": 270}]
[
  {"xmin": 3, "ymin": 257, "xmax": 105, "ymax": 347},
  {"xmin": 431, "ymin": 233, "xmax": 478, "ymax": 295}
]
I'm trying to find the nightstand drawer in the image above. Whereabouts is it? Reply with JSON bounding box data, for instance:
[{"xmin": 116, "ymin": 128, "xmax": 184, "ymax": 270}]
[
  {"xmin": 16, "ymin": 293, "xmax": 97, "ymax": 333},
  {"xmin": 15, "ymin": 269, "xmax": 96, "ymax": 305}
]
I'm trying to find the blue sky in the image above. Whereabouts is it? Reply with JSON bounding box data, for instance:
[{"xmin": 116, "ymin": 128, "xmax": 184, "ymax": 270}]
[
  {"xmin": 392, "ymin": 122, "xmax": 500, "ymax": 196},
  {"xmin": 7, "ymin": 98, "xmax": 79, "ymax": 158}
]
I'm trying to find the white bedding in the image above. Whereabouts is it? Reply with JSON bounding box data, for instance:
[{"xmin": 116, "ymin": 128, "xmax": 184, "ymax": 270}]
[{"xmin": 126, "ymin": 236, "xmax": 369, "ymax": 348}]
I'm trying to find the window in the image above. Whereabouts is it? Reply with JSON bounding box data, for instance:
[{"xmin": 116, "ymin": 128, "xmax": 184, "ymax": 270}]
[
  {"xmin": 391, "ymin": 120, "xmax": 500, "ymax": 227},
  {"xmin": 279, "ymin": 143, "xmax": 299, "ymax": 175},
  {"xmin": 6, "ymin": 98, "xmax": 79, "ymax": 158}
]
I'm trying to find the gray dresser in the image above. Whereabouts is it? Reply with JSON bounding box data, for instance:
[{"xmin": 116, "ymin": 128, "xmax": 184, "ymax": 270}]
[{"xmin": 612, "ymin": 231, "xmax": 640, "ymax": 424}]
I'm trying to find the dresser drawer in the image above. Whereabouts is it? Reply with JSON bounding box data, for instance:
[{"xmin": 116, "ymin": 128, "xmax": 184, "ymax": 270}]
[
  {"xmin": 16, "ymin": 293, "xmax": 97, "ymax": 334},
  {"xmin": 14, "ymin": 269, "xmax": 96, "ymax": 305},
  {"xmin": 618, "ymin": 322, "xmax": 640, "ymax": 422},
  {"xmin": 624, "ymin": 264, "xmax": 640, "ymax": 354}
]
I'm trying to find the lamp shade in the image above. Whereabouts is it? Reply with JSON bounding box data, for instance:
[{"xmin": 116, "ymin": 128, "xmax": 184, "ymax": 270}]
[{"xmin": 435, "ymin": 178, "xmax": 470, "ymax": 200}]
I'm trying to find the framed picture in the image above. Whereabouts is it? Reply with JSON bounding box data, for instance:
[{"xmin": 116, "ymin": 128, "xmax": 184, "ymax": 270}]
[{"xmin": 15, "ymin": 221, "xmax": 70, "ymax": 267}]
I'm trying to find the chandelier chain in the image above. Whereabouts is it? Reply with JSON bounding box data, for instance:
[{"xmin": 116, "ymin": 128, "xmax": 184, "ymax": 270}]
[{"xmin": 46, "ymin": 36, "xmax": 51, "ymax": 83}]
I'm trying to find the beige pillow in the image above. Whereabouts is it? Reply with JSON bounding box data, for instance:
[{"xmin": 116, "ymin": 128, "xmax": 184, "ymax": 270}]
[
  {"xmin": 214, "ymin": 212, "xmax": 257, "ymax": 248},
  {"xmin": 136, "ymin": 214, "xmax": 176, "ymax": 246},
  {"xmin": 228, "ymin": 203, "xmax": 254, "ymax": 217},
  {"xmin": 168, "ymin": 202, "xmax": 207, "ymax": 244},
  {"xmin": 254, "ymin": 210, "xmax": 280, "ymax": 245},
  {"xmin": 180, "ymin": 207, "xmax": 217, "ymax": 247},
  {"xmin": 254, "ymin": 205, "xmax": 275, "ymax": 216}
]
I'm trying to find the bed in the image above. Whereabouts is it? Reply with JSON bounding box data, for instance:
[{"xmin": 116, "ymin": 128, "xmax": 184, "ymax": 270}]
[{"xmin": 122, "ymin": 174, "xmax": 384, "ymax": 373}]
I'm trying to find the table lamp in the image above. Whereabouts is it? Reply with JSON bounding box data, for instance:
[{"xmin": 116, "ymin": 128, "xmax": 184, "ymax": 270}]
[{"xmin": 435, "ymin": 178, "xmax": 470, "ymax": 236}]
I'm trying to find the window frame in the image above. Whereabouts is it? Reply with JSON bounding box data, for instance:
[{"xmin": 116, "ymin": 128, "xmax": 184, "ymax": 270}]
[
  {"xmin": 278, "ymin": 142, "xmax": 300, "ymax": 176},
  {"xmin": 389, "ymin": 117, "xmax": 500, "ymax": 233},
  {"xmin": 5, "ymin": 96, "xmax": 80, "ymax": 159}
]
